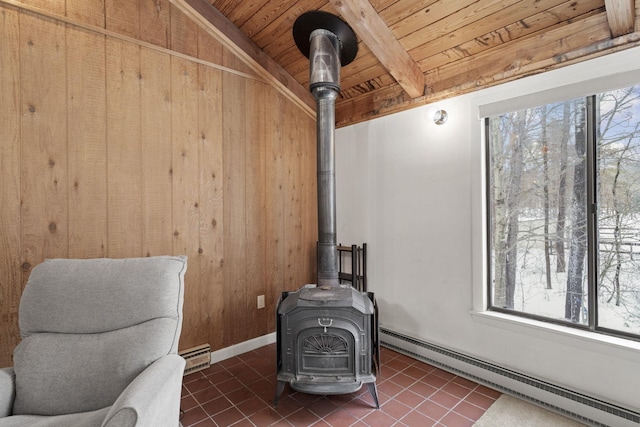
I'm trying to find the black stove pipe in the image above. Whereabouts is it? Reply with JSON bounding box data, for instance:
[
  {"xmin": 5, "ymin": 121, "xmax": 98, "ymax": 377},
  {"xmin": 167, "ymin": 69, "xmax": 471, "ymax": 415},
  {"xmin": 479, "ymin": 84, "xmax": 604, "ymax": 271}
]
[
  {"xmin": 311, "ymin": 33, "xmax": 340, "ymax": 288},
  {"xmin": 315, "ymin": 86, "xmax": 340, "ymax": 287},
  {"xmin": 293, "ymin": 12, "xmax": 358, "ymax": 288}
]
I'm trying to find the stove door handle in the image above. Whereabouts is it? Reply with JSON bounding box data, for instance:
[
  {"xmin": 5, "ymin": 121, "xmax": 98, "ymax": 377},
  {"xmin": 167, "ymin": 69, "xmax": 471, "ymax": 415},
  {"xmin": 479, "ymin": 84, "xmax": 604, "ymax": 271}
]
[{"xmin": 318, "ymin": 317, "xmax": 333, "ymax": 332}]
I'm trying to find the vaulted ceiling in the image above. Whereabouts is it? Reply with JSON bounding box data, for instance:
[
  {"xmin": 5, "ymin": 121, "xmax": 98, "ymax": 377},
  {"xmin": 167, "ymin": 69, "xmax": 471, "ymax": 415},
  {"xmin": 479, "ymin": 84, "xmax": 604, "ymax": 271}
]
[{"xmin": 173, "ymin": 0, "xmax": 640, "ymax": 127}]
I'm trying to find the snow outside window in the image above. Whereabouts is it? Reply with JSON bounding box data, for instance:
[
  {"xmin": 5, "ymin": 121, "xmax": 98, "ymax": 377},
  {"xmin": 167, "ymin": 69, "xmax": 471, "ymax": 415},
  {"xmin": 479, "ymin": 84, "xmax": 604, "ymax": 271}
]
[{"xmin": 486, "ymin": 84, "xmax": 640, "ymax": 340}]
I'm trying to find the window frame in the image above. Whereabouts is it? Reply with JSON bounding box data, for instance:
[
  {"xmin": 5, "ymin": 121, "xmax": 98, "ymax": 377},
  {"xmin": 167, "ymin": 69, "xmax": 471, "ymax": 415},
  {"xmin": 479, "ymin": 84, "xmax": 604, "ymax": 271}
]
[{"xmin": 484, "ymin": 93, "xmax": 640, "ymax": 342}]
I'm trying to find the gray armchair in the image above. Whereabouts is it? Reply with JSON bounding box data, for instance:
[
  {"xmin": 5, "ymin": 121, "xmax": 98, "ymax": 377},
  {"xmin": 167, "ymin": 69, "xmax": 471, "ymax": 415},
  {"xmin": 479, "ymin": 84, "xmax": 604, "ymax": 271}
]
[{"xmin": 0, "ymin": 256, "xmax": 187, "ymax": 426}]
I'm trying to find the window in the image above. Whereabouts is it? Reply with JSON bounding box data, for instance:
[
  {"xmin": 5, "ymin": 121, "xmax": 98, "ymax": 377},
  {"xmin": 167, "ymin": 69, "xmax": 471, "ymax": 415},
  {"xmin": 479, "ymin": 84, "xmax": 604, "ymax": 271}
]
[{"xmin": 486, "ymin": 83, "xmax": 640, "ymax": 339}]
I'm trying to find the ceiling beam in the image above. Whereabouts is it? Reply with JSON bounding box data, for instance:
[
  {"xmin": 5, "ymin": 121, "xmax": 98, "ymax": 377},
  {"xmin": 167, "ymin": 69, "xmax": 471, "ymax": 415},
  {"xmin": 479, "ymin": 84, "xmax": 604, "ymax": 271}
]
[
  {"xmin": 328, "ymin": 0, "xmax": 426, "ymax": 98},
  {"xmin": 604, "ymin": 0, "xmax": 636, "ymax": 36},
  {"xmin": 170, "ymin": 0, "xmax": 315, "ymax": 117}
]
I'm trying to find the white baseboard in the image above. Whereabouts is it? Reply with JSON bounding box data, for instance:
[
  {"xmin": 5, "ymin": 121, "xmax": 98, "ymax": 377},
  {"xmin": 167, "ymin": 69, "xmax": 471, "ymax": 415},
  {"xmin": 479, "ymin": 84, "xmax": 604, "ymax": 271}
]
[{"xmin": 209, "ymin": 332, "xmax": 276, "ymax": 365}]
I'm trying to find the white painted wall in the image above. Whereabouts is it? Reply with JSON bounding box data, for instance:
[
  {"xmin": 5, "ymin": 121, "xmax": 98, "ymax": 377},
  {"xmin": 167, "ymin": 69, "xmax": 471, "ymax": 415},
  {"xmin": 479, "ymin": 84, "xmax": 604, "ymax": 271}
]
[{"xmin": 335, "ymin": 46, "xmax": 640, "ymax": 412}]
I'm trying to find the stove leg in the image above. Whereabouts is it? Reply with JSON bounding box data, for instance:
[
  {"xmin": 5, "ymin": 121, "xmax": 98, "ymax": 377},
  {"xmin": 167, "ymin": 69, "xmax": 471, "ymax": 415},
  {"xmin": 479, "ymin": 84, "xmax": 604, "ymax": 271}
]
[
  {"xmin": 273, "ymin": 380, "xmax": 286, "ymax": 407},
  {"xmin": 366, "ymin": 382, "xmax": 380, "ymax": 409}
]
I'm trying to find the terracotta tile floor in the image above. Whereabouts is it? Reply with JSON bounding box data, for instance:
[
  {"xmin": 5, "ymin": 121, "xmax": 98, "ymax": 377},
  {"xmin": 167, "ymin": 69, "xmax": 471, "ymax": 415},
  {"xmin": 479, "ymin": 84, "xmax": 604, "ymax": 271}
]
[{"xmin": 180, "ymin": 343, "xmax": 501, "ymax": 427}]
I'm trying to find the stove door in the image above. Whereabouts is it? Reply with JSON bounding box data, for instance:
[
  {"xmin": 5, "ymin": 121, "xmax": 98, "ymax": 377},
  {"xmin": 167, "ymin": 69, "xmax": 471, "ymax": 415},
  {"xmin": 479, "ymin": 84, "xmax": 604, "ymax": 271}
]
[{"xmin": 297, "ymin": 327, "xmax": 354, "ymax": 377}]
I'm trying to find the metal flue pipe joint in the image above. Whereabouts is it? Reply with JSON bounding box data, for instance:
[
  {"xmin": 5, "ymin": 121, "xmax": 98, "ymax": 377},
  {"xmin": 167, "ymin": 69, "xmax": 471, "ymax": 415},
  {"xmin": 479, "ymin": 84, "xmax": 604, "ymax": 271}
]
[{"xmin": 293, "ymin": 11, "xmax": 358, "ymax": 289}]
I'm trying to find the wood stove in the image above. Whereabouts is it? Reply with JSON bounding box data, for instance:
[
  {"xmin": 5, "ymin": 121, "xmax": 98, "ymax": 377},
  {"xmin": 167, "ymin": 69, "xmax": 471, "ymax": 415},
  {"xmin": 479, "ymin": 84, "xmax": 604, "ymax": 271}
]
[
  {"xmin": 275, "ymin": 285, "xmax": 379, "ymax": 407},
  {"xmin": 274, "ymin": 11, "xmax": 379, "ymax": 409}
]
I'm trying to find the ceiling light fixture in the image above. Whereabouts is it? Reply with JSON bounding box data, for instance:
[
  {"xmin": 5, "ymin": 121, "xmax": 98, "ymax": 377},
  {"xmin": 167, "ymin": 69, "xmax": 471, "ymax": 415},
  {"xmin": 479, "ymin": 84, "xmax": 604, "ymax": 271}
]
[{"xmin": 433, "ymin": 109, "xmax": 448, "ymax": 125}]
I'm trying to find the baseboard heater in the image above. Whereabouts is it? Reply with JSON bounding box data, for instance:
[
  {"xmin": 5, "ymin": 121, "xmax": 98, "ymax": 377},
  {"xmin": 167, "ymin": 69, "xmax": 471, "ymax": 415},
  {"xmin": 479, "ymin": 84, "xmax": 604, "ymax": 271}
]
[
  {"xmin": 380, "ymin": 328, "xmax": 639, "ymax": 427},
  {"xmin": 179, "ymin": 344, "xmax": 211, "ymax": 375}
]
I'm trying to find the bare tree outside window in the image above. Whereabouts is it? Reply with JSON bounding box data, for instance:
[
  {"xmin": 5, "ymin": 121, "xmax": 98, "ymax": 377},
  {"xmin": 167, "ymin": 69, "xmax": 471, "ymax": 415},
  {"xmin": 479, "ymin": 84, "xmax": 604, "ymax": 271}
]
[{"xmin": 564, "ymin": 99, "xmax": 587, "ymax": 323}]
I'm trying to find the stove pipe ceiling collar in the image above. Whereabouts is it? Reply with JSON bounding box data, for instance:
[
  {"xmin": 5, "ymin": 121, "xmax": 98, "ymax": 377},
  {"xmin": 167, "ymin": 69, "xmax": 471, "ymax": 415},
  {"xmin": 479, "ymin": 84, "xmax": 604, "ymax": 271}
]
[{"xmin": 293, "ymin": 11, "xmax": 358, "ymax": 288}]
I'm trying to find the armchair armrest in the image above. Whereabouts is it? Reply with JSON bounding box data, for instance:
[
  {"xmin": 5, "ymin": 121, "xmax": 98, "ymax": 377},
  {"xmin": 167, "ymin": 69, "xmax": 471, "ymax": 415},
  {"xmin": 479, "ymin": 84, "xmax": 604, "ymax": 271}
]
[
  {"xmin": 101, "ymin": 354, "xmax": 185, "ymax": 427},
  {"xmin": 0, "ymin": 367, "xmax": 16, "ymax": 417}
]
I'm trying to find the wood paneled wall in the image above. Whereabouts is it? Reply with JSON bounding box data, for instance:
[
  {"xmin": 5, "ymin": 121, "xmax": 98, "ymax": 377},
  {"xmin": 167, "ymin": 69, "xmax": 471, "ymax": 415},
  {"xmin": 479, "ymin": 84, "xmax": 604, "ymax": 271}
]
[{"xmin": 0, "ymin": 0, "xmax": 317, "ymax": 367}]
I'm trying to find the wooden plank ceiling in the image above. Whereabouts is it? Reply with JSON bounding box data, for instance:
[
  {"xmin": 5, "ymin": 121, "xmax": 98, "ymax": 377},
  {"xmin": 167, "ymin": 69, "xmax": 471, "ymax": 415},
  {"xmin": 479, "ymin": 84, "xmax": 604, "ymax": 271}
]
[{"xmin": 174, "ymin": 0, "xmax": 640, "ymax": 127}]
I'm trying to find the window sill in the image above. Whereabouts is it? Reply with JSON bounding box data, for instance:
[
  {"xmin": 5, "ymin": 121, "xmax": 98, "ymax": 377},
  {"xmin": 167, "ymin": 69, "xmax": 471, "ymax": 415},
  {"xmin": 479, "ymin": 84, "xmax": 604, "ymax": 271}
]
[{"xmin": 470, "ymin": 310, "xmax": 640, "ymax": 362}]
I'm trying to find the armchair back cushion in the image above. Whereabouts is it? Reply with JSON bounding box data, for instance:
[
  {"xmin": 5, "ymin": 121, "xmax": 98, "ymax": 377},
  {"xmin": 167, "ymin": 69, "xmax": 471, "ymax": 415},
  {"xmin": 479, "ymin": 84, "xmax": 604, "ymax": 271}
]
[{"xmin": 11, "ymin": 256, "xmax": 186, "ymax": 416}]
